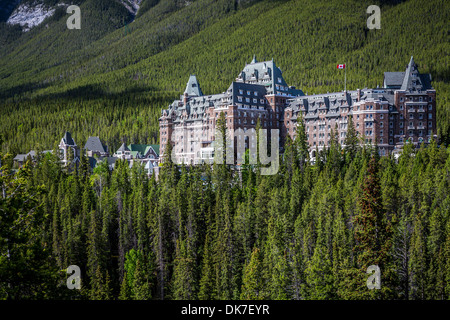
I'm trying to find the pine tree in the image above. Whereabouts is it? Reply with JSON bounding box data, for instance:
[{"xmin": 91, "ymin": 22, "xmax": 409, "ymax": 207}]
[
  {"xmin": 213, "ymin": 190, "xmax": 234, "ymax": 300},
  {"xmin": 409, "ymin": 212, "xmax": 428, "ymax": 299},
  {"xmin": 294, "ymin": 112, "xmax": 309, "ymax": 171},
  {"xmin": 326, "ymin": 123, "xmax": 342, "ymax": 179},
  {"xmin": 119, "ymin": 272, "xmax": 131, "ymax": 300},
  {"xmin": 353, "ymin": 156, "xmax": 394, "ymax": 299},
  {"xmin": 282, "ymin": 135, "xmax": 297, "ymax": 185},
  {"xmin": 133, "ymin": 259, "xmax": 152, "ymax": 300},
  {"xmin": 392, "ymin": 213, "xmax": 412, "ymax": 299},
  {"xmin": 0, "ymin": 160, "xmax": 59, "ymax": 299},
  {"xmin": 344, "ymin": 115, "xmax": 358, "ymax": 161},
  {"xmin": 305, "ymin": 211, "xmax": 335, "ymax": 299},
  {"xmin": 240, "ymin": 248, "xmax": 266, "ymax": 300},
  {"xmin": 265, "ymin": 214, "xmax": 290, "ymax": 300},
  {"xmin": 198, "ymin": 233, "xmax": 216, "ymax": 300},
  {"xmin": 172, "ymin": 237, "xmax": 197, "ymax": 299},
  {"xmin": 444, "ymin": 219, "xmax": 450, "ymax": 300},
  {"xmin": 87, "ymin": 209, "xmax": 107, "ymax": 298}
]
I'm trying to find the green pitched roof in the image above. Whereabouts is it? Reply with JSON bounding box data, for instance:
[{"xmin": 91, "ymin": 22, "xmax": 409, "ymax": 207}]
[
  {"xmin": 149, "ymin": 144, "xmax": 160, "ymax": 156},
  {"xmin": 127, "ymin": 144, "xmax": 160, "ymax": 157},
  {"xmin": 128, "ymin": 144, "xmax": 147, "ymax": 155},
  {"xmin": 130, "ymin": 151, "xmax": 140, "ymax": 158}
]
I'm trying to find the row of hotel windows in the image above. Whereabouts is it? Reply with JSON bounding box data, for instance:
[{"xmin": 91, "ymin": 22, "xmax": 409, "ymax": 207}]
[
  {"xmin": 166, "ymin": 134, "xmax": 434, "ymax": 153},
  {"xmin": 399, "ymin": 113, "xmax": 430, "ymax": 119},
  {"xmin": 398, "ymin": 104, "xmax": 433, "ymax": 111},
  {"xmin": 355, "ymin": 112, "xmax": 432, "ymax": 121},
  {"xmin": 399, "ymin": 96, "xmax": 432, "ymax": 102},
  {"xmin": 214, "ymin": 111, "xmax": 274, "ymax": 119},
  {"xmin": 275, "ymin": 84, "xmax": 289, "ymax": 91},
  {"xmin": 165, "ymin": 133, "xmax": 435, "ymax": 150},
  {"xmin": 358, "ymin": 104, "xmax": 432, "ymax": 111},
  {"xmin": 309, "ymin": 136, "xmax": 431, "ymax": 147},
  {"xmin": 237, "ymin": 96, "xmax": 266, "ymax": 104},
  {"xmin": 238, "ymin": 89, "xmax": 260, "ymax": 96},
  {"xmin": 356, "ymin": 119, "xmax": 432, "ymax": 128},
  {"xmin": 337, "ymin": 102, "xmax": 433, "ymax": 112},
  {"xmin": 307, "ymin": 127, "xmax": 432, "ymax": 139}
]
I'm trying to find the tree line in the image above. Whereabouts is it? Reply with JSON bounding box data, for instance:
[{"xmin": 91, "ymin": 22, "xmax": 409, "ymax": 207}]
[{"xmin": 1, "ymin": 118, "xmax": 449, "ymax": 300}]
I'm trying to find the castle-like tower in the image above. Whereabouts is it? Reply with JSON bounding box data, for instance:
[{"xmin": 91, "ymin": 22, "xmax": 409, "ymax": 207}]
[{"xmin": 159, "ymin": 56, "xmax": 304, "ymax": 164}]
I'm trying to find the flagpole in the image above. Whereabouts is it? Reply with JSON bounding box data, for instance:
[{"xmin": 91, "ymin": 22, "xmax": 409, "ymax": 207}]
[{"xmin": 344, "ymin": 63, "xmax": 346, "ymax": 92}]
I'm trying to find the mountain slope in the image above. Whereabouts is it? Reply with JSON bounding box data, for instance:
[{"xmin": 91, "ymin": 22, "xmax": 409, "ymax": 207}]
[{"xmin": 0, "ymin": 0, "xmax": 449, "ymax": 154}]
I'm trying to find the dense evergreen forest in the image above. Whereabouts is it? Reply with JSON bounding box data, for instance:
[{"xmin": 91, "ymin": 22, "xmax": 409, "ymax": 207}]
[
  {"xmin": 0, "ymin": 0, "xmax": 449, "ymax": 300},
  {"xmin": 0, "ymin": 0, "xmax": 449, "ymax": 154},
  {"xmin": 1, "ymin": 124, "xmax": 449, "ymax": 299}
]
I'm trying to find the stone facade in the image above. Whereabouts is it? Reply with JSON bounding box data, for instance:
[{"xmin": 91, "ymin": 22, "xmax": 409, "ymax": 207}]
[{"xmin": 160, "ymin": 56, "xmax": 437, "ymax": 163}]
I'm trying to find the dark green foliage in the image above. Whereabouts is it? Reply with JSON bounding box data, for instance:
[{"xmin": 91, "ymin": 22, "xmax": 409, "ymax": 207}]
[
  {"xmin": 240, "ymin": 248, "xmax": 266, "ymax": 300},
  {"xmin": 1, "ymin": 133, "xmax": 450, "ymax": 300},
  {"xmin": 0, "ymin": 0, "xmax": 449, "ymax": 301}
]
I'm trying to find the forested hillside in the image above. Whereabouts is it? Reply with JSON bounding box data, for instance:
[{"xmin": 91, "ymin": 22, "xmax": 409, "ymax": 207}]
[
  {"xmin": 1, "ymin": 0, "xmax": 450, "ymax": 301},
  {"xmin": 1, "ymin": 128, "xmax": 449, "ymax": 299},
  {"xmin": 0, "ymin": 0, "xmax": 449, "ymax": 154}
]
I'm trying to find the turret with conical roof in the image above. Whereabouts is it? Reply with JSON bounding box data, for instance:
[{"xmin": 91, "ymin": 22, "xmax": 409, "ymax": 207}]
[
  {"xmin": 400, "ymin": 56, "xmax": 432, "ymax": 91},
  {"xmin": 184, "ymin": 74, "xmax": 203, "ymax": 97}
]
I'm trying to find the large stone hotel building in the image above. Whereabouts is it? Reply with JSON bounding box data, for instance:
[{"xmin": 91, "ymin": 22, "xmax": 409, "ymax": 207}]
[{"xmin": 159, "ymin": 56, "xmax": 436, "ymax": 163}]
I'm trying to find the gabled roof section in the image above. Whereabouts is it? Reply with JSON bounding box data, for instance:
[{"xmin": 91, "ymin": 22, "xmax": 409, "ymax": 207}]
[
  {"xmin": 401, "ymin": 56, "xmax": 417, "ymax": 90},
  {"xmin": 128, "ymin": 144, "xmax": 147, "ymax": 155},
  {"xmin": 117, "ymin": 143, "xmax": 130, "ymax": 152},
  {"xmin": 184, "ymin": 74, "xmax": 203, "ymax": 97},
  {"xmin": 128, "ymin": 144, "xmax": 160, "ymax": 157},
  {"xmin": 237, "ymin": 57, "xmax": 304, "ymax": 97},
  {"xmin": 384, "ymin": 72, "xmax": 405, "ymax": 89},
  {"xmin": 238, "ymin": 57, "xmax": 275, "ymax": 87},
  {"xmin": 130, "ymin": 151, "xmax": 140, "ymax": 158},
  {"xmin": 62, "ymin": 132, "xmax": 76, "ymax": 146},
  {"xmin": 400, "ymin": 56, "xmax": 432, "ymax": 91},
  {"xmin": 85, "ymin": 136, "xmax": 107, "ymax": 153},
  {"xmin": 149, "ymin": 144, "xmax": 160, "ymax": 156},
  {"xmin": 13, "ymin": 154, "xmax": 27, "ymax": 162},
  {"xmin": 383, "ymin": 56, "xmax": 433, "ymax": 91}
]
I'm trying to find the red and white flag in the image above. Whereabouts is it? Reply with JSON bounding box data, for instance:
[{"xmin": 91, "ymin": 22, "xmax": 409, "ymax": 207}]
[{"xmin": 337, "ymin": 64, "xmax": 346, "ymax": 69}]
